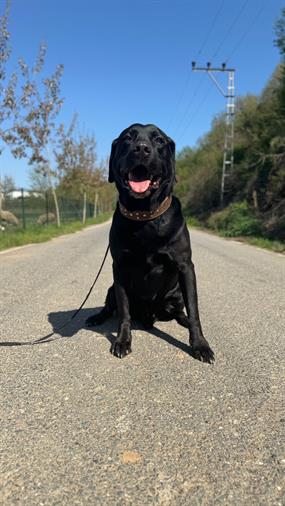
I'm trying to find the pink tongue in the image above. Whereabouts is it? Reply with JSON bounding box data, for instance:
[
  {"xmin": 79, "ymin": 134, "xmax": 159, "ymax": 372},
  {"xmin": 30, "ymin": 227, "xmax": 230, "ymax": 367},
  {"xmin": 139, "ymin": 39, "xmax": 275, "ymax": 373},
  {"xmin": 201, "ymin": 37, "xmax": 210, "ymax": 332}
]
[{"xmin": 129, "ymin": 180, "xmax": 151, "ymax": 193}]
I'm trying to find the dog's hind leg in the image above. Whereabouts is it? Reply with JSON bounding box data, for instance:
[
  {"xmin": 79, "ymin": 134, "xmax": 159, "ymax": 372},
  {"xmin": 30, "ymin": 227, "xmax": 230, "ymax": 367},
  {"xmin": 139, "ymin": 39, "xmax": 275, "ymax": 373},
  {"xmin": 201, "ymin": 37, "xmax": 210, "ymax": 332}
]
[
  {"xmin": 175, "ymin": 311, "xmax": 190, "ymax": 329},
  {"xmin": 155, "ymin": 290, "xmax": 187, "ymax": 327},
  {"xmin": 86, "ymin": 285, "xmax": 116, "ymax": 327},
  {"xmin": 156, "ymin": 307, "xmax": 189, "ymax": 328}
]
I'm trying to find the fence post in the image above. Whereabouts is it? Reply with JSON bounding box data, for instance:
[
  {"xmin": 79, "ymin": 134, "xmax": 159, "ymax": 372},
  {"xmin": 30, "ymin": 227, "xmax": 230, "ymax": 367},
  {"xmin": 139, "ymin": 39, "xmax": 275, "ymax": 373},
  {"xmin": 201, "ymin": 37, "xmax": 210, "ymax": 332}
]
[
  {"xmin": 82, "ymin": 191, "xmax": 87, "ymax": 224},
  {"xmin": 0, "ymin": 180, "xmax": 2, "ymax": 228},
  {"xmin": 94, "ymin": 192, "xmax": 98, "ymax": 218},
  {"xmin": 45, "ymin": 191, "xmax": 49, "ymax": 225},
  {"xmin": 21, "ymin": 188, "xmax": 26, "ymax": 229}
]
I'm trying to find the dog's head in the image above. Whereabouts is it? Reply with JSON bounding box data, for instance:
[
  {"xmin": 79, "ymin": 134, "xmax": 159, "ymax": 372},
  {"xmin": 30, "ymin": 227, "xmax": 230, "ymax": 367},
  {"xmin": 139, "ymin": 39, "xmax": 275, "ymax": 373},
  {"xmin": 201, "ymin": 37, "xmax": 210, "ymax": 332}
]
[{"xmin": 109, "ymin": 124, "xmax": 175, "ymax": 206}]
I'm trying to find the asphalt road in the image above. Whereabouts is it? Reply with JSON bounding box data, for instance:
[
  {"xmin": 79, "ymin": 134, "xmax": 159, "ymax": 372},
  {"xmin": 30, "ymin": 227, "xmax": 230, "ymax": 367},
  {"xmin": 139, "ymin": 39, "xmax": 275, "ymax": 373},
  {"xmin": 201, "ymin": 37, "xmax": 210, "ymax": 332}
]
[{"xmin": 0, "ymin": 222, "xmax": 284, "ymax": 505}]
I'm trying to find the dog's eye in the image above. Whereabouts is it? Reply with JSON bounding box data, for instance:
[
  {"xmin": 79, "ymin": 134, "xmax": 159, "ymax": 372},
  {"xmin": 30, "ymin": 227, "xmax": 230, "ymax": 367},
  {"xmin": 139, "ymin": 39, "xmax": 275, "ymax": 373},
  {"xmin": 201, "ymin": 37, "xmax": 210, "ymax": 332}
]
[
  {"xmin": 154, "ymin": 136, "xmax": 165, "ymax": 145},
  {"xmin": 123, "ymin": 134, "xmax": 132, "ymax": 142}
]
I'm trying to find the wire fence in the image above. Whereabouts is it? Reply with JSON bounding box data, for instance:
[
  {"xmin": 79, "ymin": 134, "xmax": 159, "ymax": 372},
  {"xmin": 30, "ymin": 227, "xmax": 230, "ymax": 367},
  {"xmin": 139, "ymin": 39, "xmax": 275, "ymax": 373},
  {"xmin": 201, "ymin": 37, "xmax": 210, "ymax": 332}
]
[{"xmin": 0, "ymin": 188, "xmax": 115, "ymax": 230}]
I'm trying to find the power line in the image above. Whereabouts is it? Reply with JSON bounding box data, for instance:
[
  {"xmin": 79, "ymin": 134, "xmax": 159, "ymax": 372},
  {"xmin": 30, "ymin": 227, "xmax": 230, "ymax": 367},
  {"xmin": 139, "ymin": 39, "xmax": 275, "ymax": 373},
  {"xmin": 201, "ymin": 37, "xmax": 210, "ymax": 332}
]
[
  {"xmin": 167, "ymin": 0, "xmax": 225, "ymax": 132},
  {"xmin": 175, "ymin": 0, "xmax": 262, "ymax": 146},
  {"xmin": 197, "ymin": 0, "xmax": 225, "ymax": 58},
  {"xmin": 225, "ymin": 0, "xmax": 267, "ymax": 63},
  {"xmin": 172, "ymin": 75, "xmax": 205, "ymax": 136},
  {"xmin": 212, "ymin": 0, "xmax": 250, "ymax": 59},
  {"xmin": 176, "ymin": 82, "xmax": 213, "ymax": 143},
  {"xmin": 166, "ymin": 68, "xmax": 192, "ymax": 130},
  {"xmin": 169, "ymin": 0, "xmax": 252, "ymax": 151}
]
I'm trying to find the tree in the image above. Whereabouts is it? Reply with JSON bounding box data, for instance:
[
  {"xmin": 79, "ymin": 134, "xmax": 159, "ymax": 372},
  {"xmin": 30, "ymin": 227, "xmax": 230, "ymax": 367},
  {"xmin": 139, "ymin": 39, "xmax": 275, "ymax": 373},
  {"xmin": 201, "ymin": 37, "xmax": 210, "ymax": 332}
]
[
  {"xmin": 175, "ymin": 61, "xmax": 285, "ymax": 240},
  {"xmin": 55, "ymin": 118, "xmax": 105, "ymax": 220},
  {"xmin": 0, "ymin": 173, "xmax": 15, "ymax": 214},
  {"xmin": 2, "ymin": 173, "xmax": 14, "ymax": 193},
  {"xmin": 56, "ymin": 118, "xmax": 100, "ymax": 198},
  {"xmin": 274, "ymin": 7, "xmax": 285, "ymax": 59},
  {"xmin": 28, "ymin": 164, "xmax": 50, "ymax": 191},
  {"xmin": 7, "ymin": 44, "xmax": 64, "ymax": 226},
  {"xmin": 0, "ymin": 0, "xmax": 19, "ymax": 153},
  {"xmin": 173, "ymin": 9, "xmax": 285, "ymax": 240},
  {"xmin": 274, "ymin": 8, "xmax": 285, "ymax": 115},
  {"xmin": 0, "ymin": 1, "xmax": 17, "ymax": 213}
]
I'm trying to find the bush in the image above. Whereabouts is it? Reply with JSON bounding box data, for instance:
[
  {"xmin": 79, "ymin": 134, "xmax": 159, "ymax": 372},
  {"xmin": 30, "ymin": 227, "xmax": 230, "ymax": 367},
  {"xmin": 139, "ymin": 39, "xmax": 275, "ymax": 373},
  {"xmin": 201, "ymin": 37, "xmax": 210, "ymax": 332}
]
[
  {"xmin": 187, "ymin": 216, "xmax": 201, "ymax": 227},
  {"xmin": 207, "ymin": 202, "xmax": 262, "ymax": 237}
]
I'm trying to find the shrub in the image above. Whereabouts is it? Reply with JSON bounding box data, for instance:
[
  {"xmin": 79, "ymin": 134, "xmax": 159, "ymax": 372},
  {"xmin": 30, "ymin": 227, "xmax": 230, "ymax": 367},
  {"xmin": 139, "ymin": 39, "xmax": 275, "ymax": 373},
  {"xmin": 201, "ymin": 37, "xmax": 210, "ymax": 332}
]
[
  {"xmin": 207, "ymin": 202, "xmax": 262, "ymax": 237},
  {"xmin": 187, "ymin": 216, "xmax": 201, "ymax": 227}
]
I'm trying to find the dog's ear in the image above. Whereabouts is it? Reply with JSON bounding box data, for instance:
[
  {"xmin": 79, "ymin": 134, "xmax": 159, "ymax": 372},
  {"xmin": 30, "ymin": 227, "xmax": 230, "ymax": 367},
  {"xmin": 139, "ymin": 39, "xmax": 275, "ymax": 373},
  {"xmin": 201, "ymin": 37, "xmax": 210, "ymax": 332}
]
[
  {"xmin": 166, "ymin": 136, "xmax": 175, "ymax": 158},
  {"xmin": 108, "ymin": 138, "xmax": 118, "ymax": 183},
  {"xmin": 166, "ymin": 135, "xmax": 176, "ymax": 183}
]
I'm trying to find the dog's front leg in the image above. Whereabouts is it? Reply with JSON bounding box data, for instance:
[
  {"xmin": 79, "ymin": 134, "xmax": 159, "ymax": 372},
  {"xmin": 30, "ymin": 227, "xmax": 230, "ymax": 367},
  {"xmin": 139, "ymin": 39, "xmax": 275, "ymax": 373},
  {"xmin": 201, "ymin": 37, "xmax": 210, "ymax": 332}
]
[
  {"xmin": 179, "ymin": 261, "xmax": 214, "ymax": 363},
  {"xmin": 111, "ymin": 265, "xmax": 132, "ymax": 358}
]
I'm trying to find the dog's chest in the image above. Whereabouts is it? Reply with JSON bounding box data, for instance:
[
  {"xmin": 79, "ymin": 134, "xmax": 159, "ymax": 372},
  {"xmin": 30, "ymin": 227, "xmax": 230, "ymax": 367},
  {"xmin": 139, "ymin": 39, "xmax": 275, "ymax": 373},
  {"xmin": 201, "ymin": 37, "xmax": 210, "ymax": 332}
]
[{"xmin": 122, "ymin": 246, "xmax": 177, "ymax": 292}]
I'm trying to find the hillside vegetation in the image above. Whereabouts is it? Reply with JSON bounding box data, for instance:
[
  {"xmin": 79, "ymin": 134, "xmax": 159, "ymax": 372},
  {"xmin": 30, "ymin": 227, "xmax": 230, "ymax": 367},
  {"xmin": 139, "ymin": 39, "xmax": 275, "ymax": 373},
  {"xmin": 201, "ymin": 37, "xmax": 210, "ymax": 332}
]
[
  {"xmin": 175, "ymin": 10, "xmax": 285, "ymax": 244},
  {"xmin": 175, "ymin": 64, "xmax": 285, "ymax": 242}
]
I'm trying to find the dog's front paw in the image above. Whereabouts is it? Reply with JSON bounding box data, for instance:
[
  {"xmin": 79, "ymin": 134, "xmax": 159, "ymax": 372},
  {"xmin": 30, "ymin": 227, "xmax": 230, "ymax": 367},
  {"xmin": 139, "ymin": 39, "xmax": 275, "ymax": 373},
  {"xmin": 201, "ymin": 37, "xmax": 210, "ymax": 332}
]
[
  {"xmin": 191, "ymin": 338, "xmax": 215, "ymax": 364},
  {"xmin": 111, "ymin": 339, "xmax": 132, "ymax": 359}
]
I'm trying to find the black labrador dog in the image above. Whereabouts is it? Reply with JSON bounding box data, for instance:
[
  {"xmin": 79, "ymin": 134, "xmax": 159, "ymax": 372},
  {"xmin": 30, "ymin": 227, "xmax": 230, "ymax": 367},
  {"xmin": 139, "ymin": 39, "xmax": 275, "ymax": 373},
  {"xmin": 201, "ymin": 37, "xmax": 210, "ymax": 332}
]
[{"xmin": 86, "ymin": 124, "xmax": 214, "ymax": 363}]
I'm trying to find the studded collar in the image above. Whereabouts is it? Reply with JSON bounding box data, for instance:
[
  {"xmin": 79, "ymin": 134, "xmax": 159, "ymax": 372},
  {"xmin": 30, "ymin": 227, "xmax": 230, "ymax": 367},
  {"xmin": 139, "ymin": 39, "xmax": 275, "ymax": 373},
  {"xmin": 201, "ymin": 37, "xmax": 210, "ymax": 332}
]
[{"xmin": 118, "ymin": 196, "xmax": 172, "ymax": 221}]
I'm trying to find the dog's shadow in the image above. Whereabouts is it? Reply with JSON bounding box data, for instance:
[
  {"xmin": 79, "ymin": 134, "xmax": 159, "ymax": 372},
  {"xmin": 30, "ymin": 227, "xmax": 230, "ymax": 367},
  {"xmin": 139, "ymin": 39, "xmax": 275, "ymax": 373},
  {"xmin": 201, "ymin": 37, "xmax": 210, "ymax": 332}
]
[{"xmin": 48, "ymin": 307, "xmax": 194, "ymax": 358}]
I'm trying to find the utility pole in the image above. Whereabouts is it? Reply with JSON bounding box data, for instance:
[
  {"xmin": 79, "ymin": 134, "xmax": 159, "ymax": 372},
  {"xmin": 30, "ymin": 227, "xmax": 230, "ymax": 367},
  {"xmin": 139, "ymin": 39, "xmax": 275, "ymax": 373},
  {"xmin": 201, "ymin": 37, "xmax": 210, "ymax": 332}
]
[{"xmin": 192, "ymin": 62, "xmax": 235, "ymax": 205}]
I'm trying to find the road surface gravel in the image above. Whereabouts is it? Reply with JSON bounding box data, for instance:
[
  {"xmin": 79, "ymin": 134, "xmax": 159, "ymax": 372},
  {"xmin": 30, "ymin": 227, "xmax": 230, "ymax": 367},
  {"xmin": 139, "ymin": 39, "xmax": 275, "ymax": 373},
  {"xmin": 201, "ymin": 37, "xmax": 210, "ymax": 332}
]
[{"xmin": 0, "ymin": 222, "xmax": 284, "ymax": 505}]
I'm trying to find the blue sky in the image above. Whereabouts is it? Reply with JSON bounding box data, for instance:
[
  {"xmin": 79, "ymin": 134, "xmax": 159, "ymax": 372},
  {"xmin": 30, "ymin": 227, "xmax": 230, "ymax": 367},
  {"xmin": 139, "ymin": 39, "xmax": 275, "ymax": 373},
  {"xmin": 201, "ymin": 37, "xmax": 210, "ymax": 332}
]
[{"xmin": 1, "ymin": 0, "xmax": 284, "ymax": 187}]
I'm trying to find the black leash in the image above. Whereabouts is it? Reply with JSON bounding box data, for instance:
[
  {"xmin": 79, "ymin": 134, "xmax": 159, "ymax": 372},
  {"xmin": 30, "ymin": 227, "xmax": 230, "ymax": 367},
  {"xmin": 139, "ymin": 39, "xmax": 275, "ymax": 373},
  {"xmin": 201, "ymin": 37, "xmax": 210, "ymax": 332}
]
[{"xmin": 0, "ymin": 244, "xmax": 110, "ymax": 347}]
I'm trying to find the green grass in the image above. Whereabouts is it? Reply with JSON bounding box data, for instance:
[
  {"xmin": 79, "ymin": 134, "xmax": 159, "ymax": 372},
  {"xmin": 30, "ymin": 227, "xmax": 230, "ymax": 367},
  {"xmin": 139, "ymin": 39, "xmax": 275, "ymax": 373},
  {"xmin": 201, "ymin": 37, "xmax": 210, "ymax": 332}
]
[
  {"xmin": 0, "ymin": 213, "xmax": 112, "ymax": 252},
  {"xmin": 187, "ymin": 217, "xmax": 285, "ymax": 254},
  {"xmin": 237, "ymin": 236, "xmax": 285, "ymax": 253},
  {"xmin": 186, "ymin": 216, "xmax": 201, "ymax": 228},
  {"xmin": 2, "ymin": 211, "xmax": 283, "ymax": 255}
]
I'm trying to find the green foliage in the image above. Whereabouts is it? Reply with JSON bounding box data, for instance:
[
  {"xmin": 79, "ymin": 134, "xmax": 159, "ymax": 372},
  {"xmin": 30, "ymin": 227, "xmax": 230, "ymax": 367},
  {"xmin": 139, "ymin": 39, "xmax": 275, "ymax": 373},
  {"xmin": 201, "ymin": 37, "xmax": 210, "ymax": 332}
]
[
  {"xmin": 186, "ymin": 216, "xmax": 201, "ymax": 227},
  {"xmin": 0, "ymin": 213, "xmax": 111, "ymax": 251},
  {"xmin": 175, "ymin": 34, "xmax": 285, "ymax": 242},
  {"xmin": 274, "ymin": 7, "xmax": 285, "ymax": 60},
  {"xmin": 207, "ymin": 202, "xmax": 262, "ymax": 237},
  {"xmin": 175, "ymin": 129, "xmax": 222, "ymax": 216},
  {"xmin": 245, "ymin": 236, "xmax": 285, "ymax": 253}
]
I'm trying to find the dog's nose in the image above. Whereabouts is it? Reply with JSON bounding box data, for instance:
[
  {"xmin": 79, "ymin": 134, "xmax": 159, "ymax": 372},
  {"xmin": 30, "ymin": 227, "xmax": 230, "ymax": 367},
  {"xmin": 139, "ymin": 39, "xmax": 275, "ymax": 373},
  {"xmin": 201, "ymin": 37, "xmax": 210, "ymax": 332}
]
[{"xmin": 133, "ymin": 142, "xmax": 151, "ymax": 156}]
